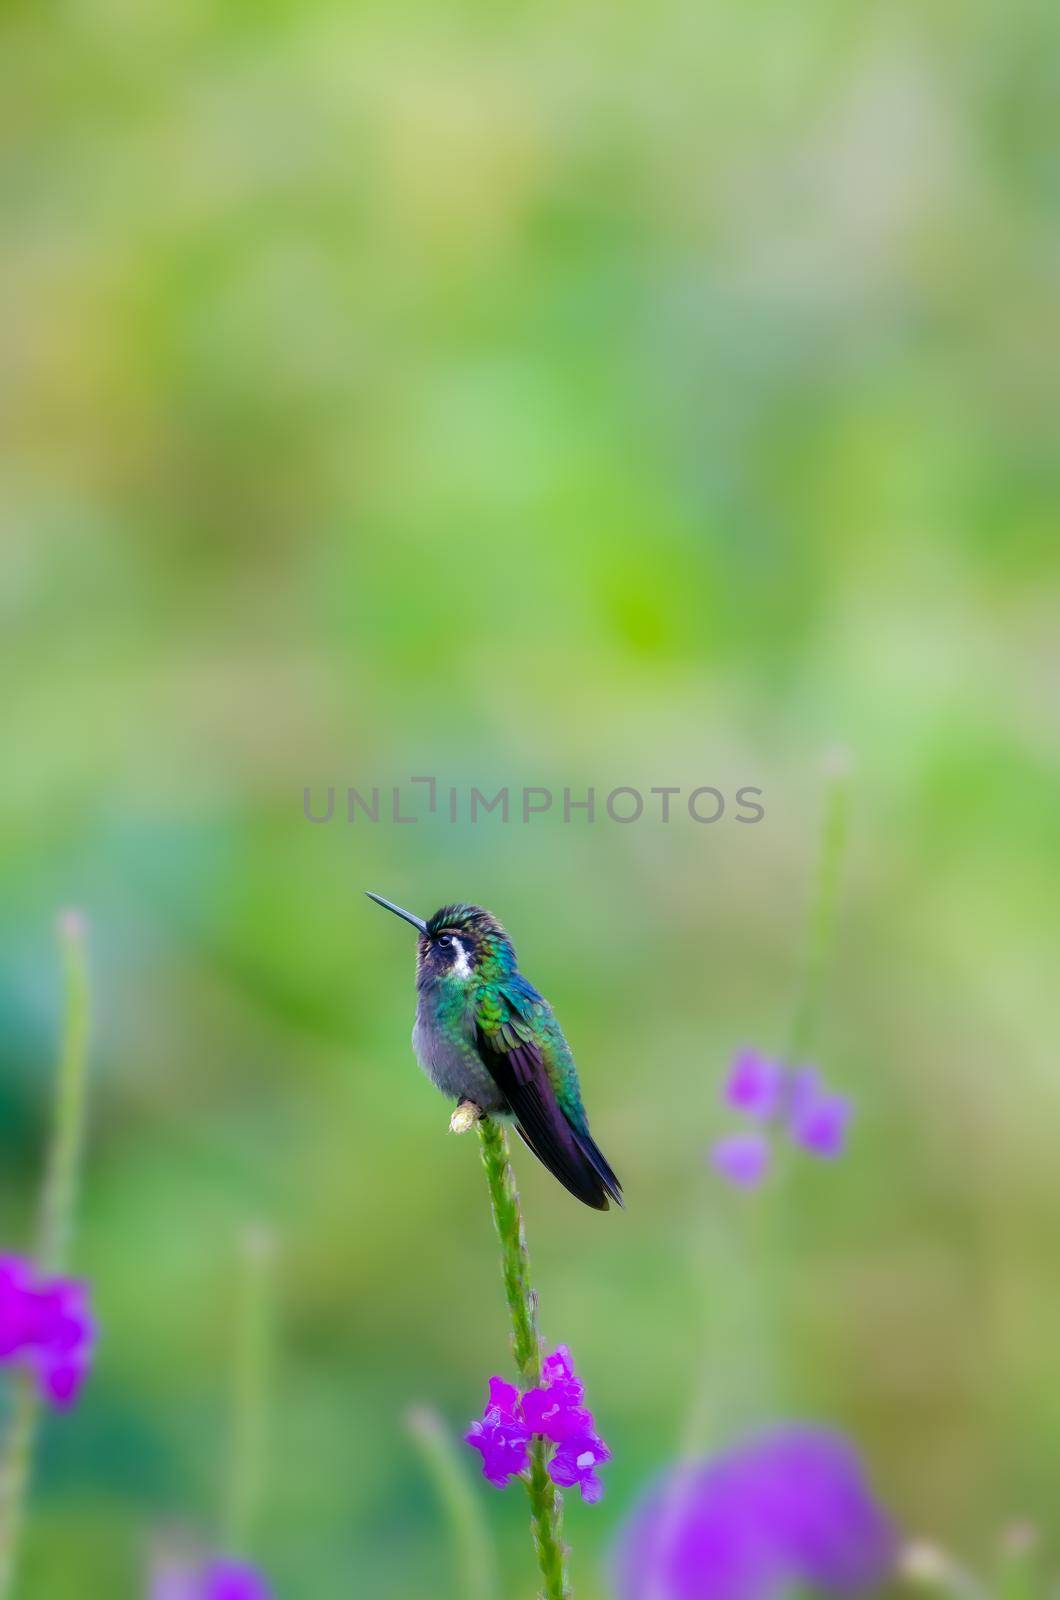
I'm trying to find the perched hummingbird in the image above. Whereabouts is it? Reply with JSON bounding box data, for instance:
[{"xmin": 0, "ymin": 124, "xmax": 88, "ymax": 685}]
[{"xmin": 367, "ymin": 893, "xmax": 623, "ymax": 1211}]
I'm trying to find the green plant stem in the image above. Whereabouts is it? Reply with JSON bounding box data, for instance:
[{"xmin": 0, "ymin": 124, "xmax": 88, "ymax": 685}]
[
  {"xmin": 476, "ymin": 1116, "xmax": 569, "ymax": 1600},
  {"xmin": 996, "ymin": 1527, "xmax": 1040, "ymax": 1600},
  {"xmin": 407, "ymin": 1405, "xmax": 497, "ymax": 1600},
  {"xmin": 223, "ymin": 1226, "xmax": 276, "ymax": 1559},
  {"xmin": 786, "ymin": 754, "xmax": 850, "ymax": 1064},
  {"xmin": 654, "ymin": 763, "xmax": 852, "ymax": 1598},
  {"xmin": 0, "ymin": 1381, "xmax": 38, "ymax": 1600},
  {"xmin": 0, "ymin": 911, "xmax": 91, "ymax": 1600}
]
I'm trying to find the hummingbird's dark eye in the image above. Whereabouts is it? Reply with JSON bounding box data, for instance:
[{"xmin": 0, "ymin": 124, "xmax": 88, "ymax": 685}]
[{"xmin": 438, "ymin": 933, "xmax": 453, "ymax": 947}]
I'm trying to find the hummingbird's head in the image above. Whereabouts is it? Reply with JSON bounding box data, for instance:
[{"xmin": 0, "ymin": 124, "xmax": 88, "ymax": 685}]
[{"xmin": 365, "ymin": 894, "xmax": 515, "ymax": 988}]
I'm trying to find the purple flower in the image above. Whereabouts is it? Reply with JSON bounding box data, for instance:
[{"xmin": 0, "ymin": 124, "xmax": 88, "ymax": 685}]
[
  {"xmin": 710, "ymin": 1135, "xmax": 771, "ymax": 1189},
  {"xmin": 614, "ymin": 1425, "xmax": 897, "ymax": 1600},
  {"xmin": 149, "ymin": 1562, "xmax": 200, "ymax": 1600},
  {"xmin": 524, "ymin": 1344, "xmax": 611, "ymax": 1500},
  {"xmin": 522, "ymin": 1344, "xmax": 586, "ymax": 1439},
  {"xmin": 724, "ymin": 1052, "xmax": 785, "ymax": 1121},
  {"xmin": 788, "ymin": 1070, "xmax": 851, "ymax": 1159},
  {"xmin": 150, "ymin": 1557, "xmax": 273, "ymax": 1600},
  {"xmin": 465, "ymin": 1346, "xmax": 611, "ymax": 1501},
  {"xmin": 0, "ymin": 1255, "xmax": 96, "ymax": 1410},
  {"xmin": 202, "ymin": 1561, "xmax": 274, "ymax": 1600},
  {"xmin": 546, "ymin": 1409, "xmax": 612, "ymax": 1504},
  {"xmin": 465, "ymin": 1376, "xmax": 531, "ymax": 1488},
  {"xmin": 541, "ymin": 1345, "xmax": 585, "ymax": 1408},
  {"xmin": 712, "ymin": 1052, "xmax": 854, "ymax": 1187}
]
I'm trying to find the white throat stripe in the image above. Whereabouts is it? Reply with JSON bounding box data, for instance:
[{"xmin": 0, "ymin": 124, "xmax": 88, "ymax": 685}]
[{"xmin": 451, "ymin": 937, "xmax": 473, "ymax": 979}]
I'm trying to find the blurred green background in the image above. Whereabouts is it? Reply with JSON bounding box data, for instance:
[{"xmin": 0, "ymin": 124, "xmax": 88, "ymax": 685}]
[{"xmin": 2, "ymin": 0, "xmax": 1059, "ymax": 1594}]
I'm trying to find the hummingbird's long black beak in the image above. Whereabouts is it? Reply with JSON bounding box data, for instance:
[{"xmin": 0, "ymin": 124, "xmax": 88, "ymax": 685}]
[{"xmin": 365, "ymin": 891, "xmax": 428, "ymax": 935}]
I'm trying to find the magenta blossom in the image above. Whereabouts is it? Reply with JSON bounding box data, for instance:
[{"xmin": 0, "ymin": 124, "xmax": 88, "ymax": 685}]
[
  {"xmin": 710, "ymin": 1134, "xmax": 771, "ymax": 1189},
  {"xmin": 546, "ymin": 1409, "xmax": 612, "ymax": 1505},
  {"xmin": 0, "ymin": 1255, "xmax": 96, "ymax": 1410},
  {"xmin": 464, "ymin": 1376, "xmax": 531, "ymax": 1488},
  {"xmin": 788, "ymin": 1069, "xmax": 851, "ymax": 1159},
  {"xmin": 711, "ymin": 1051, "xmax": 853, "ymax": 1187},
  {"xmin": 150, "ymin": 1557, "xmax": 273, "ymax": 1599},
  {"xmin": 201, "ymin": 1562, "xmax": 273, "ymax": 1600},
  {"xmin": 614, "ymin": 1424, "xmax": 896, "ymax": 1600},
  {"xmin": 521, "ymin": 1344, "xmax": 585, "ymax": 1437},
  {"xmin": 725, "ymin": 1051, "xmax": 785, "ymax": 1120},
  {"xmin": 465, "ymin": 1345, "xmax": 610, "ymax": 1502}
]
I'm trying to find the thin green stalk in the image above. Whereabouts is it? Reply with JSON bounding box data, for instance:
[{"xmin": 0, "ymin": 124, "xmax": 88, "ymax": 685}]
[
  {"xmin": 476, "ymin": 1116, "xmax": 569, "ymax": 1600},
  {"xmin": 651, "ymin": 760, "xmax": 853, "ymax": 1598},
  {"xmin": 786, "ymin": 751, "xmax": 851, "ymax": 1064},
  {"xmin": 223, "ymin": 1226, "xmax": 276, "ymax": 1559},
  {"xmin": 996, "ymin": 1525, "xmax": 1040, "ymax": 1600},
  {"xmin": 0, "ymin": 1382, "xmax": 38, "ymax": 1600},
  {"xmin": 0, "ymin": 910, "xmax": 92, "ymax": 1600},
  {"xmin": 646, "ymin": 1205, "xmax": 769, "ymax": 1600},
  {"xmin": 407, "ymin": 1405, "xmax": 497, "ymax": 1600}
]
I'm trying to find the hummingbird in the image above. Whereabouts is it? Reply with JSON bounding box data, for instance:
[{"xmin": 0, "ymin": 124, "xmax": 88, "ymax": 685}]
[{"xmin": 366, "ymin": 893, "xmax": 623, "ymax": 1211}]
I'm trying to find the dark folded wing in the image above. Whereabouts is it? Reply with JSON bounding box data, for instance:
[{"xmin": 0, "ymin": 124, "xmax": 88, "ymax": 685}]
[{"xmin": 474, "ymin": 1024, "xmax": 612, "ymax": 1210}]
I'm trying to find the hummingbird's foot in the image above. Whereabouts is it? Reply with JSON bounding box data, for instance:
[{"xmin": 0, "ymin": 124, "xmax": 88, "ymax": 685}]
[{"xmin": 449, "ymin": 1100, "xmax": 483, "ymax": 1135}]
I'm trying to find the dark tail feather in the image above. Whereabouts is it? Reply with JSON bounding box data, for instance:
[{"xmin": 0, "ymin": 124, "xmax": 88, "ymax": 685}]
[
  {"xmin": 513, "ymin": 1120, "xmax": 615, "ymax": 1211},
  {"xmin": 571, "ymin": 1125, "xmax": 624, "ymax": 1209}
]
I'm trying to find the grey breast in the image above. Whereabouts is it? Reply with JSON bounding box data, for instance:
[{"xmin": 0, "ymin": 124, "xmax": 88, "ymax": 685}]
[{"xmin": 411, "ymin": 1007, "xmax": 506, "ymax": 1110}]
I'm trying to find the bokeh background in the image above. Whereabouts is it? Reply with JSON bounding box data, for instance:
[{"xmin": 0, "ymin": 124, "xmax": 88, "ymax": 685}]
[{"xmin": 2, "ymin": 0, "xmax": 1059, "ymax": 1595}]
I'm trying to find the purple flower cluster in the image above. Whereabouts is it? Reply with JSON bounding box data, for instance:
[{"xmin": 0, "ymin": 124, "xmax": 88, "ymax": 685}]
[
  {"xmin": 465, "ymin": 1345, "xmax": 610, "ymax": 1503},
  {"xmin": 151, "ymin": 1557, "xmax": 273, "ymax": 1600},
  {"xmin": 0, "ymin": 1254, "xmax": 96, "ymax": 1409},
  {"xmin": 615, "ymin": 1425, "xmax": 897, "ymax": 1600},
  {"xmin": 711, "ymin": 1050, "xmax": 852, "ymax": 1188}
]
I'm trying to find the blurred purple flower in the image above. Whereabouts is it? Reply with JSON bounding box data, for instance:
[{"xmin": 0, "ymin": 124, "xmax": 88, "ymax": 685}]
[
  {"xmin": 202, "ymin": 1561, "xmax": 274, "ymax": 1600},
  {"xmin": 0, "ymin": 1255, "xmax": 96, "ymax": 1410},
  {"xmin": 724, "ymin": 1052, "xmax": 784, "ymax": 1121},
  {"xmin": 710, "ymin": 1135, "xmax": 771, "ymax": 1189},
  {"xmin": 788, "ymin": 1070, "xmax": 852, "ymax": 1159},
  {"xmin": 712, "ymin": 1052, "xmax": 853, "ymax": 1186},
  {"xmin": 614, "ymin": 1425, "xmax": 896, "ymax": 1600},
  {"xmin": 150, "ymin": 1557, "xmax": 273, "ymax": 1600},
  {"xmin": 466, "ymin": 1346, "xmax": 611, "ymax": 1501},
  {"xmin": 465, "ymin": 1376, "xmax": 531, "ymax": 1488},
  {"xmin": 149, "ymin": 1563, "xmax": 197, "ymax": 1600}
]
